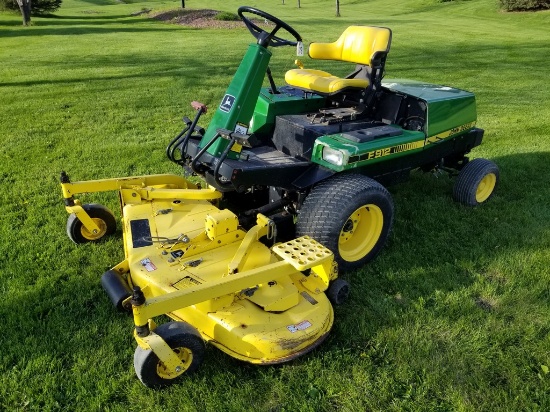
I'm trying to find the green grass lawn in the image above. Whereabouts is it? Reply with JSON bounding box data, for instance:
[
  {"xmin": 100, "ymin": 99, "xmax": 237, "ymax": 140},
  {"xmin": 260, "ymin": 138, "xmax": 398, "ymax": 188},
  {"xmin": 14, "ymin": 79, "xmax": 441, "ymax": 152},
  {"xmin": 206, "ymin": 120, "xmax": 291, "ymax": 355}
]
[{"xmin": 1, "ymin": 0, "xmax": 549, "ymax": 410}]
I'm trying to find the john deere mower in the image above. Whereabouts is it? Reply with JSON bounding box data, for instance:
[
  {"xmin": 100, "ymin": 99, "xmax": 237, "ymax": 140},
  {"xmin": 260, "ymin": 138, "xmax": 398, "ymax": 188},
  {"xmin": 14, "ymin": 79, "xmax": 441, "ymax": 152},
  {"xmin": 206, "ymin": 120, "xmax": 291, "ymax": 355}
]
[
  {"xmin": 60, "ymin": 6, "xmax": 499, "ymax": 387},
  {"xmin": 168, "ymin": 6, "xmax": 500, "ymax": 272}
]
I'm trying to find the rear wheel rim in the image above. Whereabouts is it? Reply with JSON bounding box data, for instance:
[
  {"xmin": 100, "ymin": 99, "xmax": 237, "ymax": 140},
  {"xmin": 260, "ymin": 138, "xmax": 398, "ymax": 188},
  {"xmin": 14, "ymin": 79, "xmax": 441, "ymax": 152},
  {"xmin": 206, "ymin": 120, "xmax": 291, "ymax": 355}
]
[
  {"xmin": 476, "ymin": 173, "xmax": 496, "ymax": 203},
  {"xmin": 338, "ymin": 204, "xmax": 383, "ymax": 262},
  {"xmin": 156, "ymin": 347, "xmax": 193, "ymax": 379},
  {"xmin": 80, "ymin": 218, "xmax": 108, "ymax": 241}
]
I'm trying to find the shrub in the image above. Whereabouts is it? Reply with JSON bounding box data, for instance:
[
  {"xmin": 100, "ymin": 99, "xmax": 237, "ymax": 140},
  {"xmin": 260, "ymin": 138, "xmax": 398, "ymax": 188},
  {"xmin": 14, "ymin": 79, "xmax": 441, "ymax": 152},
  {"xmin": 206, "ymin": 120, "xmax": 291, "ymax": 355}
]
[
  {"xmin": 214, "ymin": 11, "xmax": 239, "ymax": 21},
  {"xmin": 0, "ymin": 0, "xmax": 62, "ymax": 14},
  {"xmin": 500, "ymin": 0, "xmax": 550, "ymax": 11},
  {"xmin": 0, "ymin": 0, "xmax": 12, "ymax": 11}
]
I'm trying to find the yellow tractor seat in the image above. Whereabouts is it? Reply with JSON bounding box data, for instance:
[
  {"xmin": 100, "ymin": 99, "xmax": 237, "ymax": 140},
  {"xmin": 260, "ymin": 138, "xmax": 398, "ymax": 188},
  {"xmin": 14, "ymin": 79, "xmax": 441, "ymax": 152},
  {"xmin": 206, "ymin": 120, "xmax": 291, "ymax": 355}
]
[
  {"xmin": 285, "ymin": 69, "xmax": 369, "ymax": 95},
  {"xmin": 285, "ymin": 25, "xmax": 392, "ymax": 96}
]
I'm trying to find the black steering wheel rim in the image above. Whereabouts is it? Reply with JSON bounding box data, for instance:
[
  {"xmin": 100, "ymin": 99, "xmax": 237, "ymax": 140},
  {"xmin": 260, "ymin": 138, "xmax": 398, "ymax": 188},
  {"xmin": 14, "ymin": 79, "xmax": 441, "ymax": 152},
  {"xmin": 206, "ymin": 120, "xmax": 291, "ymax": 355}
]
[{"xmin": 238, "ymin": 6, "xmax": 302, "ymax": 48}]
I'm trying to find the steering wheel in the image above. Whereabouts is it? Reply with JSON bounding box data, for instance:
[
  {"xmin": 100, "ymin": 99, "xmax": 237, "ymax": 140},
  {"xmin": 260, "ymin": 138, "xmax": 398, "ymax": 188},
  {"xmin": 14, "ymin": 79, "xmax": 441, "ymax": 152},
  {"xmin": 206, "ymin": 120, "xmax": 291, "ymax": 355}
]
[{"xmin": 238, "ymin": 6, "xmax": 302, "ymax": 48}]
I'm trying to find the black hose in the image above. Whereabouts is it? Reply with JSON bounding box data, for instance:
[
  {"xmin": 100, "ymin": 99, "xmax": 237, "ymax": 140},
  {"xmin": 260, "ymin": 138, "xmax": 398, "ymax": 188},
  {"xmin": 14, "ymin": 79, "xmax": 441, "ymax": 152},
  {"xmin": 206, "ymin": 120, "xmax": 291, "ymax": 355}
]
[
  {"xmin": 166, "ymin": 124, "xmax": 190, "ymax": 163},
  {"xmin": 191, "ymin": 132, "xmax": 221, "ymax": 174}
]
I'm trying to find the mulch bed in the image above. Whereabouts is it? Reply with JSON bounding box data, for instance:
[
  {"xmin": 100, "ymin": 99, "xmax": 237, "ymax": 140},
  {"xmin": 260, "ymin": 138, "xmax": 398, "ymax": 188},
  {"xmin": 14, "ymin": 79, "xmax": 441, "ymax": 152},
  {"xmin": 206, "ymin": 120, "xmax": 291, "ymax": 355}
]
[{"xmin": 149, "ymin": 9, "xmax": 254, "ymax": 29}]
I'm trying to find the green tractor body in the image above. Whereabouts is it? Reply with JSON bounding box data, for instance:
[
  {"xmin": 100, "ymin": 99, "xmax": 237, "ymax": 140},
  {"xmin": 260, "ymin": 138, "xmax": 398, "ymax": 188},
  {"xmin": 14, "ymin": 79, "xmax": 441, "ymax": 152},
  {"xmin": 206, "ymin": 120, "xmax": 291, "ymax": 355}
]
[{"xmin": 169, "ymin": 7, "xmax": 499, "ymax": 271}]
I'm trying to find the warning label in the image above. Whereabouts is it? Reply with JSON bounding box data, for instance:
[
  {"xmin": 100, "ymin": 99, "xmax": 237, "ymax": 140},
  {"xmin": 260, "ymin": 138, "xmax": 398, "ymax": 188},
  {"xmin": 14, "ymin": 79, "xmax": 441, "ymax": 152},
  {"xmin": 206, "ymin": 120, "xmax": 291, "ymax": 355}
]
[
  {"xmin": 140, "ymin": 258, "xmax": 157, "ymax": 272},
  {"xmin": 287, "ymin": 320, "xmax": 312, "ymax": 333}
]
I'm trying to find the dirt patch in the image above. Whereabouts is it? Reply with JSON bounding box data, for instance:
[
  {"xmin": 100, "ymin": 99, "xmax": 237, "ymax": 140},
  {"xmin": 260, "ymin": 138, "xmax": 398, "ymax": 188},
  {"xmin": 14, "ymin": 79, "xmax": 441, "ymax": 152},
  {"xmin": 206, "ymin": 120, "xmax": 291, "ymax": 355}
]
[
  {"xmin": 150, "ymin": 9, "xmax": 251, "ymax": 29},
  {"xmin": 475, "ymin": 296, "xmax": 498, "ymax": 312}
]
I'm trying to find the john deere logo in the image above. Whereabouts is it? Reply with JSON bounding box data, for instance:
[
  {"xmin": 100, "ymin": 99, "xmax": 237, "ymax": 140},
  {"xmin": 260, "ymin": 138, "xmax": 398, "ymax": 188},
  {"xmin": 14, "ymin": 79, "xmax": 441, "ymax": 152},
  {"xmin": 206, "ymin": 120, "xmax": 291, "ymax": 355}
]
[{"xmin": 220, "ymin": 94, "xmax": 235, "ymax": 113}]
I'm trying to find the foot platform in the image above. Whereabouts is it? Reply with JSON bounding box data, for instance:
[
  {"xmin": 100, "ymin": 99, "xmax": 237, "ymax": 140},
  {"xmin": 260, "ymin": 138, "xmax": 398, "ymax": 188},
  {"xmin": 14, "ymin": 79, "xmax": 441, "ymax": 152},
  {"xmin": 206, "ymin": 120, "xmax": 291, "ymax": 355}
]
[{"xmin": 272, "ymin": 236, "xmax": 333, "ymax": 271}]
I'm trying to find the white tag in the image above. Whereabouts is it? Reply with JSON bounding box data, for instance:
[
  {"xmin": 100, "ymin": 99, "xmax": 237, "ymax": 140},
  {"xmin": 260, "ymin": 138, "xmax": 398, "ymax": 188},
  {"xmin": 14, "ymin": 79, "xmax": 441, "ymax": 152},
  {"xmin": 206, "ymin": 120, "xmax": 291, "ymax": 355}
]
[
  {"xmin": 140, "ymin": 258, "xmax": 157, "ymax": 272},
  {"xmin": 234, "ymin": 123, "xmax": 248, "ymax": 135},
  {"xmin": 287, "ymin": 320, "xmax": 311, "ymax": 333},
  {"xmin": 296, "ymin": 41, "xmax": 304, "ymax": 57}
]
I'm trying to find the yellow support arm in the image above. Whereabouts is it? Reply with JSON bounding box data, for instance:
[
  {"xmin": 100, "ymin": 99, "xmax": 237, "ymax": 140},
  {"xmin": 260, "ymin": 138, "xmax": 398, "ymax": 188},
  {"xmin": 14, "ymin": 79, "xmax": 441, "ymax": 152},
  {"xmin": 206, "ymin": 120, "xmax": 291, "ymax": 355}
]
[
  {"xmin": 132, "ymin": 260, "xmax": 296, "ymax": 328},
  {"xmin": 227, "ymin": 214, "xmax": 273, "ymax": 275},
  {"xmin": 134, "ymin": 330, "xmax": 186, "ymax": 379},
  {"xmin": 61, "ymin": 173, "xmax": 221, "ymax": 201},
  {"xmin": 60, "ymin": 173, "xmax": 221, "ymax": 234}
]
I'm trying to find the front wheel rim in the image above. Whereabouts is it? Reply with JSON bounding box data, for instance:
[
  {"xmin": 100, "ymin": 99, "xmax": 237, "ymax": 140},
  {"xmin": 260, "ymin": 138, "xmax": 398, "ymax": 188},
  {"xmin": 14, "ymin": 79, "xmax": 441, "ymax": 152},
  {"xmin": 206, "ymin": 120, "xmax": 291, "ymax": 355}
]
[
  {"xmin": 156, "ymin": 347, "xmax": 193, "ymax": 379},
  {"xmin": 476, "ymin": 173, "xmax": 497, "ymax": 203},
  {"xmin": 338, "ymin": 204, "xmax": 384, "ymax": 262},
  {"xmin": 80, "ymin": 218, "xmax": 108, "ymax": 240}
]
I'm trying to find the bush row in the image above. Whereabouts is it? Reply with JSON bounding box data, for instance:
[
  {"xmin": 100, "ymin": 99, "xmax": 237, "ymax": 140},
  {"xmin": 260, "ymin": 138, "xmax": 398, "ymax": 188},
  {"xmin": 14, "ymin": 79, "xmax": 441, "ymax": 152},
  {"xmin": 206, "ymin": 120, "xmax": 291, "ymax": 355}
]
[{"xmin": 500, "ymin": 0, "xmax": 550, "ymax": 11}]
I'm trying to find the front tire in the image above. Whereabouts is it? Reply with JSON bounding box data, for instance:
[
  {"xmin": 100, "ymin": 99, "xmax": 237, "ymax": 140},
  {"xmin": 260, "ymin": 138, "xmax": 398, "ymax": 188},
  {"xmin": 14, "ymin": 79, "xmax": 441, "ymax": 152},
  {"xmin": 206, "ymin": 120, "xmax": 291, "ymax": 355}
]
[
  {"xmin": 453, "ymin": 158, "xmax": 499, "ymax": 206},
  {"xmin": 66, "ymin": 203, "xmax": 116, "ymax": 244},
  {"xmin": 296, "ymin": 174, "xmax": 394, "ymax": 272},
  {"xmin": 134, "ymin": 322, "xmax": 205, "ymax": 388}
]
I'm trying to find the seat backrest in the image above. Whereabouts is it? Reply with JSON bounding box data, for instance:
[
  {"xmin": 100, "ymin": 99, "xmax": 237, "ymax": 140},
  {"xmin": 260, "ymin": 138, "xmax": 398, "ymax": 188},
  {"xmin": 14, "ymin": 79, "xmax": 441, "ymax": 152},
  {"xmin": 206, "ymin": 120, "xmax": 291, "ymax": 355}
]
[{"xmin": 309, "ymin": 26, "xmax": 391, "ymax": 67}]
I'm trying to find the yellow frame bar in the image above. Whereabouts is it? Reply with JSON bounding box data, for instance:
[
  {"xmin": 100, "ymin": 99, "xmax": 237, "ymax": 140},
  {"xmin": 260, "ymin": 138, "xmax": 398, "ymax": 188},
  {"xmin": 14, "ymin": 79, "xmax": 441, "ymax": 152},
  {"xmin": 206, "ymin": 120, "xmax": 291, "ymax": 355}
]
[
  {"xmin": 132, "ymin": 260, "xmax": 296, "ymax": 327},
  {"xmin": 61, "ymin": 174, "xmax": 221, "ymax": 201},
  {"xmin": 61, "ymin": 174, "xmax": 221, "ymax": 234}
]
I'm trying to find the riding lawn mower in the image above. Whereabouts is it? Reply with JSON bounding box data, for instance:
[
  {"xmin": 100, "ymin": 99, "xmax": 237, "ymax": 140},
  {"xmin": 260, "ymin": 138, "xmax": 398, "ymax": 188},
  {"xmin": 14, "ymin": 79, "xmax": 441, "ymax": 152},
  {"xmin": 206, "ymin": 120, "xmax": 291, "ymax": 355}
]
[{"xmin": 60, "ymin": 7, "xmax": 499, "ymax": 387}]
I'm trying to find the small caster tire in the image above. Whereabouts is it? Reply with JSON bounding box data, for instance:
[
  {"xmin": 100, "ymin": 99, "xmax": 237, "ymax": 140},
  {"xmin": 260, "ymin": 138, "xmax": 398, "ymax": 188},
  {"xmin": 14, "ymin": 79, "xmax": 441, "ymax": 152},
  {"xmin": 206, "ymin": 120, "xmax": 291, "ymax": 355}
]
[
  {"xmin": 326, "ymin": 279, "xmax": 350, "ymax": 305},
  {"xmin": 66, "ymin": 203, "xmax": 116, "ymax": 244},
  {"xmin": 134, "ymin": 321, "xmax": 205, "ymax": 388}
]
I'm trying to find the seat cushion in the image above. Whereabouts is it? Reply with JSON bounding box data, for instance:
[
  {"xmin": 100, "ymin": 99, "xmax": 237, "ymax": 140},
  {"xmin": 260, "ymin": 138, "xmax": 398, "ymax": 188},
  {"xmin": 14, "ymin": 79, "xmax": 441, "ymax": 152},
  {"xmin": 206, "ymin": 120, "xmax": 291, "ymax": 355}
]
[
  {"xmin": 309, "ymin": 26, "xmax": 392, "ymax": 65},
  {"xmin": 285, "ymin": 69, "xmax": 369, "ymax": 95}
]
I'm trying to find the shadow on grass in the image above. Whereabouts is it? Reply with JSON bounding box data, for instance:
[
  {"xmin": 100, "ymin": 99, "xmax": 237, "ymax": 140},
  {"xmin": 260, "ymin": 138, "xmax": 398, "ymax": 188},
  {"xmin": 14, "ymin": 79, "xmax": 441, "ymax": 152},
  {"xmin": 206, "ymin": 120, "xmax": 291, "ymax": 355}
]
[
  {"xmin": 0, "ymin": 23, "xmax": 181, "ymax": 38},
  {"xmin": 79, "ymin": 0, "xmax": 121, "ymax": 5},
  {"xmin": 0, "ymin": 143, "xmax": 548, "ymax": 408},
  {"xmin": 0, "ymin": 51, "xmax": 227, "ymax": 88},
  {"xmin": 0, "ymin": 10, "xmax": 187, "ymax": 37},
  {"xmin": 0, "ymin": 17, "xmax": 26, "ymax": 27},
  {"xmin": 328, "ymin": 150, "xmax": 550, "ymax": 337},
  {"xmin": 391, "ymin": 40, "xmax": 550, "ymax": 76},
  {"xmin": 40, "ymin": 14, "xmax": 134, "ymax": 21}
]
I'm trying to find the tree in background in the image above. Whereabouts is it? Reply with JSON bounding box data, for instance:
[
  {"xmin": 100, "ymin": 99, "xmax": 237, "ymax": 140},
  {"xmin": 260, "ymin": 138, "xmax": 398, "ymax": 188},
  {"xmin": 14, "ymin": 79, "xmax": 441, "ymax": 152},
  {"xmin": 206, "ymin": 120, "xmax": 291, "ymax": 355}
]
[
  {"xmin": 336, "ymin": 0, "xmax": 340, "ymax": 17},
  {"xmin": 1, "ymin": 0, "xmax": 62, "ymax": 25},
  {"xmin": 15, "ymin": 0, "xmax": 31, "ymax": 25}
]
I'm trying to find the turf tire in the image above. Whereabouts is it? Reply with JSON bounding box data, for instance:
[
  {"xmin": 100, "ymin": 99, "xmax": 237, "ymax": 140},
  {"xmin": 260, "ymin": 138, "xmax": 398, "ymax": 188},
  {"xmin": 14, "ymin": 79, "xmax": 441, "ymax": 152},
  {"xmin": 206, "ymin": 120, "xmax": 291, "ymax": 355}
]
[
  {"xmin": 296, "ymin": 174, "xmax": 394, "ymax": 272},
  {"xmin": 453, "ymin": 158, "xmax": 499, "ymax": 206}
]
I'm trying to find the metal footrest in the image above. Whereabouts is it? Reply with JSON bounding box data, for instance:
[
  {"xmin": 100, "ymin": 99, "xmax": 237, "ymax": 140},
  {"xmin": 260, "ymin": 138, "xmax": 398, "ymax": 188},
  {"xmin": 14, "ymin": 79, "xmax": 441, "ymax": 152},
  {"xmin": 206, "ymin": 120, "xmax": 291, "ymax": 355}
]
[{"xmin": 272, "ymin": 236, "xmax": 333, "ymax": 271}]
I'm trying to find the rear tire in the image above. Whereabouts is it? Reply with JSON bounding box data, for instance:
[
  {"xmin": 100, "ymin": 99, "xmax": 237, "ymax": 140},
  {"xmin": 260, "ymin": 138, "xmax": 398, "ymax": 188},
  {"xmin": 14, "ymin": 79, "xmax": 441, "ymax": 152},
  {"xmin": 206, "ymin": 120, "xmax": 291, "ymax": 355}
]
[
  {"xmin": 66, "ymin": 203, "xmax": 116, "ymax": 244},
  {"xmin": 453, "ymin": 158, "xmax": 499, "ymax": 206},
  {"xmin": 296, "ymin": 174, "xmax": 394, "ymax": 272},
  {"xmin": 134, "ymin": 322, "xmax": 205, "ymax": 388}
]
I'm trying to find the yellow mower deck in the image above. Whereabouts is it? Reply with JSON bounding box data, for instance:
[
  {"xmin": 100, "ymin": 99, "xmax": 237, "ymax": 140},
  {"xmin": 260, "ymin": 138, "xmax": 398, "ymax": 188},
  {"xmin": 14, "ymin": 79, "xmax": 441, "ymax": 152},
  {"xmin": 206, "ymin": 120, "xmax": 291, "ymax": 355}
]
[
  {"xmin": 61, "ymin": 173, "xmax": 340, "ymax": 383},
  {"xmin": 122, "ymin": 196, "xmax": 335, "ymax": 363}
]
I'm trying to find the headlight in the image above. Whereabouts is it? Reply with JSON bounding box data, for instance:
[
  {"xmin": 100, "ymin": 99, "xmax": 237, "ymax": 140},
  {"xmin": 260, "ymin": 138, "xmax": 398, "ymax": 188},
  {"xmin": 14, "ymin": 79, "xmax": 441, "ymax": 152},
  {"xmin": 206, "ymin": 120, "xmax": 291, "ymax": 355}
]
[{"xmin": 322, "ymin": 147, "xmax": 344, "ymax": 166}]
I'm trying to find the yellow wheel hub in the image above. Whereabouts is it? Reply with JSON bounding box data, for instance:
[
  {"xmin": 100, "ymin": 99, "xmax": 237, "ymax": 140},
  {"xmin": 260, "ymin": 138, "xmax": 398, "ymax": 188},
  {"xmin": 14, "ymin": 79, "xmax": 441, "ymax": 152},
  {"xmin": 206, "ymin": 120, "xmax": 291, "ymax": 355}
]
[
  {"xmin": 80, "ymin": 218, "xmax": 108, "ymax": 241},
  {"xmin": 476, "ymin": 173, "xmax": 497, "ymax": 203},
  {"xmin": 338, "ymin": 204, "xmax": 383, "ymax": 262},
  {"xmin": 156, "ymin": 347, "xmax": 193, "ymax": 379}
]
